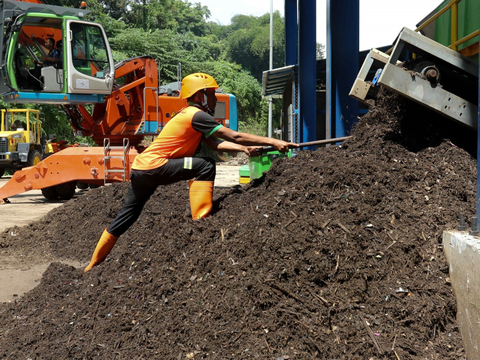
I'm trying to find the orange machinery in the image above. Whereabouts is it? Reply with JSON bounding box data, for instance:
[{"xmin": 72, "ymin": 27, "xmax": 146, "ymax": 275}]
[{"xmin": 0, "ymin": 2, "xmax": 237, "ymax": 202}]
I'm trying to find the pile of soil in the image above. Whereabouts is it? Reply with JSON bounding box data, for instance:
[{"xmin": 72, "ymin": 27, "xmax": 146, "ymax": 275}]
[{"xmin": 0, "ymin": 89, "xmax": 475, "ymax": 359}]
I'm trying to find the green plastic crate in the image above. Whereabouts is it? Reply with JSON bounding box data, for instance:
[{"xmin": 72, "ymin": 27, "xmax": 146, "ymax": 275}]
[
  {"xmin": 249, "ymin": 150, "xmax": 292, "ymax": 180},
  {"xmin": 239, "ymin": 164, "xmax": 250, "ymax": 178}
]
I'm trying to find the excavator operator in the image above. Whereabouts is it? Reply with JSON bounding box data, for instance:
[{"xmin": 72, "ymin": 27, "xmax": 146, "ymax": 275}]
[{"xmin": 85, "ymin": 73, "xmax": 298, "ymax": 272}]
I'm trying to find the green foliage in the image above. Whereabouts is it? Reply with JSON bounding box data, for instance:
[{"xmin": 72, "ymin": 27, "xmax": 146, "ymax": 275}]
[
  {"xmin": 169, "ymin": 1, "xmax": 211, "ymax": 36},
  {"xmin": 95, "ymin": 13, "xmax": 127, "ymax": 38},
  {"xmin": 317, "ymin": 43, "xmax": 326, "ymax": 60},
  {"xmin": 109, "ymin": 28, "xmax": 227, "ymax": 82},
  {"xmin": 225, "ymin": 12, "xmax": 285, "ymax": 81},
  {"xmin": 34, "ymin": 105, "xmax": 73, "ymax": 142},
  {"xmin": 79, "ymin": 0, "xmax": 211, "ymax": 35}
]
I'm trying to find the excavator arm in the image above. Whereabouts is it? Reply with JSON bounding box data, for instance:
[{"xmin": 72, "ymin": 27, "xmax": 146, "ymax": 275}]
[
  {"xmin": 63, "ymin": 56, "xmax": 160, "ymax": 147},
  {"xmin": 0, "ymin": 1, "xmax": 238, "ymax": 203}
]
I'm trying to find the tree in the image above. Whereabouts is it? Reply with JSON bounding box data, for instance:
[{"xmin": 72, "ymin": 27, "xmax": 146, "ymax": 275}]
[
  {"xmin": 316, "ymin": 43, "xmax": 325, "ymax": 60},
  {"xmin": 173, "ymin": 1, "xmax": 211, "ymax": 36},
  {"xmin": 111, "ymin": 0, "xmax": 212, "ymax": 34},
  {"xmin": 108, "ymin": 28, "xmax": 220, "ymax": 81},
  {"xmin": 225, "ymin": 12, "xmax": 285, "ymax": 81}
]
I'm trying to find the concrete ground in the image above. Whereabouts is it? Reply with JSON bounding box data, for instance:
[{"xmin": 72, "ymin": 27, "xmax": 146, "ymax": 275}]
[
  {"xmin": 0, "ymin": 180, "xmax": 68, "ymax": 233},
  {"xmin": 0, "ymin": 164, "xmax": 242, "ymax": 302}
]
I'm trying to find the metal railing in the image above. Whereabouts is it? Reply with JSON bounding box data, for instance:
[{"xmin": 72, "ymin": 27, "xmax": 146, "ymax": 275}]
[
  {"xmin": 415, "ymin": 0, "xmax": 478, "ymax": 53},
  {"xmin": 384, "ymin": 0, "xmax": 478, "ymax": 56}
]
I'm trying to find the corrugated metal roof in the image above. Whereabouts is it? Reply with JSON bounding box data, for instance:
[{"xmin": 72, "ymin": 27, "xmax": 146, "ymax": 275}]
[{"xmin": 261, "ymin": 65, "xmax": 296, "ymax": 98}]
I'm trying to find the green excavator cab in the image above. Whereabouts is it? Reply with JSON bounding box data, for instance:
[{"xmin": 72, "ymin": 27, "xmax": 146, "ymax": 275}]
[{"xmin": 1, "ymin": 0, "xmax": 114, "ymax": 104}]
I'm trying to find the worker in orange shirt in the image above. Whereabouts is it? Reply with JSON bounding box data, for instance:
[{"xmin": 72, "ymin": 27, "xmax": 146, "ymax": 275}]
[{"xmin": 85, "ymin": 73, "xmax": 298, "ymax": 272}]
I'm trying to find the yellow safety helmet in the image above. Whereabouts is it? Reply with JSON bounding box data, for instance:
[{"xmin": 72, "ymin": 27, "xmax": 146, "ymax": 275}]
[{"xmin": 180, "ymin": 73, "xmax": 219, "ymax": 100}]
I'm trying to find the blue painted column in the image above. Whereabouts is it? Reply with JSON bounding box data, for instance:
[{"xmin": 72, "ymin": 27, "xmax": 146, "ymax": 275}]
[
  {"xmin": 284, "ymin": 0, "xmax": 297, "ymax": 66},
  {"xmin": 298, "ymin": 0, "xmax": 317, "ymax": 144},
  {"xmin": 477, "ymin": 3, "xmax": 480, "ymax": 228},
  {"xmin": 326, "ymin": 0, "xmax": 359, "ymax": 138}
]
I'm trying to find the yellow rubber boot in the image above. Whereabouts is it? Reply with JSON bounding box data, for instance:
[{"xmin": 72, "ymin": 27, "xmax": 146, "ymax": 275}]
[
  {"xmin": 84, "ymin": 229, "xmax": 119, "ymax": 272},
  {"xmin": 189, "ymin": 180, "xmax": 214, "ymax": 220}
]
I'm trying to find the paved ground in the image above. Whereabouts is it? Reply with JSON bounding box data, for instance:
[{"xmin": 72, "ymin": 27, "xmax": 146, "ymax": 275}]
[
  {"xmin": 0, "ymin": 165, "xmax": 242, "ymax": 302},
  {"xmin": 0, "ymin": 182, "xmax": 68, "ymax": 233}
]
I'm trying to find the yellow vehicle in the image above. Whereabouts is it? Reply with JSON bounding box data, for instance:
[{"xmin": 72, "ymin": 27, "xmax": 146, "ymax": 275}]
[{"xmin": 0, "ymin": 108, "xmax": 44, "ymax": 178}]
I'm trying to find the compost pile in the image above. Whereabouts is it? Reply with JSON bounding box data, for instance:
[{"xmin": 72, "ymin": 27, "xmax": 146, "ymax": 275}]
[{"xmin": 0, "ymin": 89, "xmax": 475, "ymax": 359}]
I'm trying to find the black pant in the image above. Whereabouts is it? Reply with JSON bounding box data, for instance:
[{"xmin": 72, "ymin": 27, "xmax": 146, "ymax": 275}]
[{"xmin": 107, "ymin": 157, "xmax": 215, "ymax": 237}]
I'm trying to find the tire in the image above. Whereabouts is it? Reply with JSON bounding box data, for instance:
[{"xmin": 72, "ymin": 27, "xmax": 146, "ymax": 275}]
[
  {"xmin": 56, "ymin": 181, "xmax": 77, "ymax": 200},
  {"xmin": 0, "ymin": 168, "xmax": 5, "ymax": 178},
  {"xmin": 42, "ymin": 152, "xmax": 52, "ymax": 160},
  {"xmin": 77, "ymin": 181, "xmax": 89, "ymax": 190},
  {"xmin": 26, "ymin": 149, "xmax": 42, "ymax": 167},
  {"xmin": 39, "ymin": 153, "xmax": 59, "ymax": 200},
  {"xmin": 41, "ymin": 186, "xmax": 58, "ymax": 200}
]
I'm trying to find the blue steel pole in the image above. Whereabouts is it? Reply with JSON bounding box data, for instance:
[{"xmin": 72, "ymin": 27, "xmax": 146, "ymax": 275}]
[
  {"xmin": 477, "ymin": 5, "xmax": 480, "ymax": 229},
  {"xmin": 326, "ymin": 0, "xmax": 333, "ymax": 139},
  {"xmin": 298, "ymin": 0, "xmax": 317, "ymax": 145},
  {"xmin": 284, "ymin": 0, "xmax": 297, "ymax": 66},
  {"xmin": 326, "ymin": 0, "xmax": 359, "ymax": 138}
]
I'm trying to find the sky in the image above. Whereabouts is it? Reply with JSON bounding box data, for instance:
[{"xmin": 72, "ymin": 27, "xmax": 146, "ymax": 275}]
[{"xmin": 196, "ymin": 0, "xmax": 446, "ymax": 51}]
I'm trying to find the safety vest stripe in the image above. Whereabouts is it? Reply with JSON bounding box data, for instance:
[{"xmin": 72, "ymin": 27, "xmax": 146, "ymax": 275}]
[{"xmin": 184, "ymin": 157, "xmax": 193, "ymax": 169}]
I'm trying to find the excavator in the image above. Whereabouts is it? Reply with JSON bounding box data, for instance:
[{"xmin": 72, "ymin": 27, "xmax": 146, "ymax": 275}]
[{"xmin": 0, "ymin": 0, "xmax": 238, "ymax": 202}]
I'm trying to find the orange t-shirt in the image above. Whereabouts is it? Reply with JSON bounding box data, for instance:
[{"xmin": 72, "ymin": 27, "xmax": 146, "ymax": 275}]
[{"xmin": 132, "ymin": 106, "xmax": 223, "ymax": 171}]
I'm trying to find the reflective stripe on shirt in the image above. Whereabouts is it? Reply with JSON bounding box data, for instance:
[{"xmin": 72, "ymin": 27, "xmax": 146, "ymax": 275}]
[{"xmin": 184, "ymin": 157, "xmax": 193, "ymax": 169}]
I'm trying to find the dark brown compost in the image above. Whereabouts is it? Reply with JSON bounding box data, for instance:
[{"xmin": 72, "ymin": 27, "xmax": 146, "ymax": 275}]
[{"xmin": 0, "ymin": 89, "xmax": 475, "ymax": 359}]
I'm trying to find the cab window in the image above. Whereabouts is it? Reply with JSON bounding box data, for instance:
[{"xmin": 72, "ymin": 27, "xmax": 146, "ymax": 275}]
[
  {"xmin": 11, "ymin": 17, "xmax": 63, "ymax": 91},
  {"xmin": 71, "ymin": 24, "xmax": 110, "ymax": 78}
]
